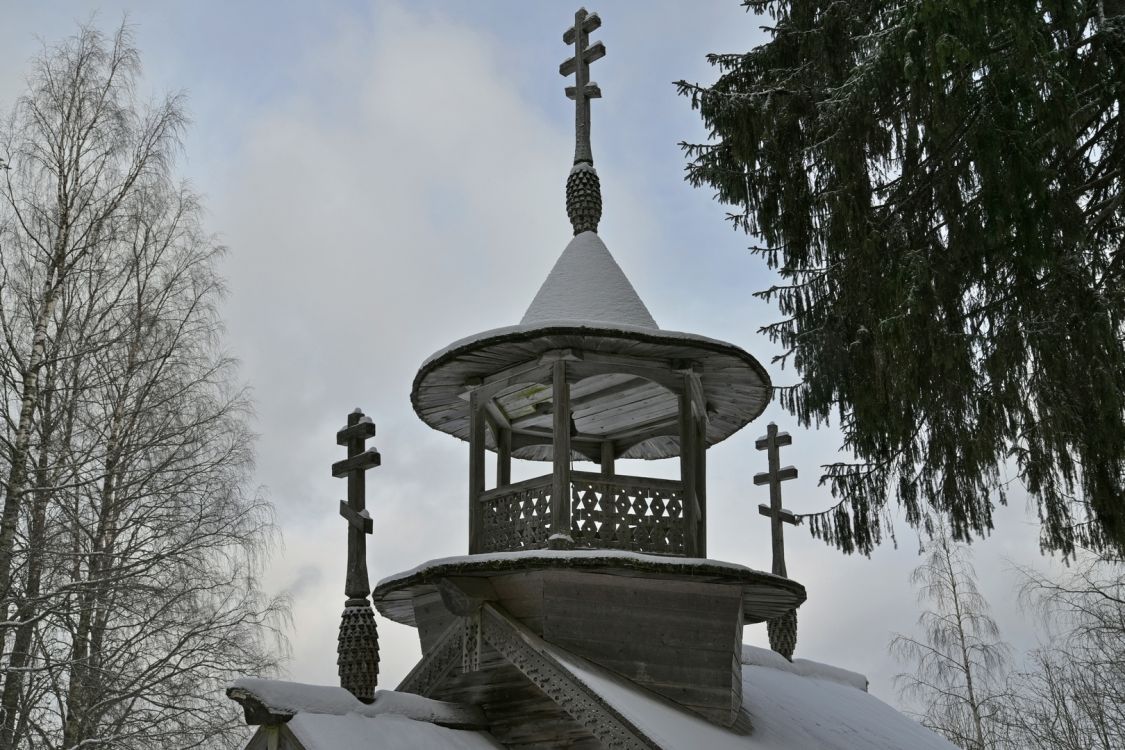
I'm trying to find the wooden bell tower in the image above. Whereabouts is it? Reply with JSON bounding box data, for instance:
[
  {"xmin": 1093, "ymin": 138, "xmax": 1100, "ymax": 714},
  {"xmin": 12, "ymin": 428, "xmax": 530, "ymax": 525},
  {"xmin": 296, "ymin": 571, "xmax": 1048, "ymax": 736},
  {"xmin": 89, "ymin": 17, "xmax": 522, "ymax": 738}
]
[{"xmin": 374, "ymin": 8, "xmax": 807, "ymax": 744}]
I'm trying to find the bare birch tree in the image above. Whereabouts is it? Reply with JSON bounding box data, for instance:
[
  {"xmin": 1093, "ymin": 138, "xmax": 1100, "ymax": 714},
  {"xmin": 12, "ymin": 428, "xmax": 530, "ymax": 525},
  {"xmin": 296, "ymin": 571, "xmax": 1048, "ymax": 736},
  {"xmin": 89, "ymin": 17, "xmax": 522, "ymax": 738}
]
[
  {"xmin": 891, "ymin": 527, "xmax": 1011, "ymax": 749},
  {"xmin": 0, "ymin": 23, "xmax": 287, "ymax": 750},
  {"xmin": 1003, "ymin": 553, "xmax": 1125, "ymax": 750}
]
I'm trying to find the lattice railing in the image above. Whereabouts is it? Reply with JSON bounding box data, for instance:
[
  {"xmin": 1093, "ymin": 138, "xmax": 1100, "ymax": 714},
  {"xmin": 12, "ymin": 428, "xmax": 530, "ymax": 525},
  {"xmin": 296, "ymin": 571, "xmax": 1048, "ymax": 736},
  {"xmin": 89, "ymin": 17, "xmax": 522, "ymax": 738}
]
[
  {"xmin": 477, "ymin": 472, "xmax": 686, "ymax": 555},
  {"xmin": 479, "ymin": 476, "xmax": 554, "ymax": 552},
  {"xmin": 570, "ymin": 471, "xmax": 685, "ymax": 555}
]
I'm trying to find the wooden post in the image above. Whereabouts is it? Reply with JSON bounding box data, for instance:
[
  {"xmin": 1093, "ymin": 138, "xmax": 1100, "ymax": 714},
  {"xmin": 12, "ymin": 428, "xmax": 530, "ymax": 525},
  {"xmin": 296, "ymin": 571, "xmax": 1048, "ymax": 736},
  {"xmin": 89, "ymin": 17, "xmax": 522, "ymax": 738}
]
[
  {"xmin": 549, "ymin": 360, "xmax": 573, "ymax": 549},
  {"xmin": 679, "ymin": 378, "xmax": 698, "ymax": 557},
  {"xmin": 600, "ymin": 440, "xmax": 615, "ymax": 477},
  {"xmin": 496, "ymin": 426, "xmax": 512, "ymax": 488},
  {"xmin": 469, "ymin": 391, "xmax": 486, "ymax": 554},
  {"xmin": 695, "ymin": 413, "xmax": 707, "ymax": 557}
]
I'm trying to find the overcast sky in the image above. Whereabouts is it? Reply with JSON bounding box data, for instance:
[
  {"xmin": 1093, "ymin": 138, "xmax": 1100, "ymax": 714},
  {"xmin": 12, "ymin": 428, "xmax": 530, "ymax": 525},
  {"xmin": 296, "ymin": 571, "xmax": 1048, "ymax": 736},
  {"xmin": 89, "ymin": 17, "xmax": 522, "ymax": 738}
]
[{"xmin": 3, "ymin": 0, "xmax": 1065, "ymax": 712}]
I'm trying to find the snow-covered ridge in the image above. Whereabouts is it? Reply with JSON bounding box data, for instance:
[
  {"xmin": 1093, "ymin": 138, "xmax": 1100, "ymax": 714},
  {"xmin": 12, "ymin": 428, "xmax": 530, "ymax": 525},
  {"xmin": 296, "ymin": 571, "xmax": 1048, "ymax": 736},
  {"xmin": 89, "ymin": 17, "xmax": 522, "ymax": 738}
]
[
  {"xmin": 374, "ymin": 548, "xmax": 791, "ymax": 592},
  {"xmin": 740, "ymin": 644, "xmax": 868, "ymax": 692},
  {"xmin": 228, "ymin": 678, "xmax": 486, "ymax": 728}
]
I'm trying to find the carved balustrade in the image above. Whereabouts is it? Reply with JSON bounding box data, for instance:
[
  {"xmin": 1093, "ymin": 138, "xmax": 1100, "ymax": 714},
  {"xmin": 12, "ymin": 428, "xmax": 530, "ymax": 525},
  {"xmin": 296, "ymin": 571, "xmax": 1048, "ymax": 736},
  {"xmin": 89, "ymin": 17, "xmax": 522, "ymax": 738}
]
[{"xmin": 478, "ymin": 471, "xmax": 688, "ymax": 555}]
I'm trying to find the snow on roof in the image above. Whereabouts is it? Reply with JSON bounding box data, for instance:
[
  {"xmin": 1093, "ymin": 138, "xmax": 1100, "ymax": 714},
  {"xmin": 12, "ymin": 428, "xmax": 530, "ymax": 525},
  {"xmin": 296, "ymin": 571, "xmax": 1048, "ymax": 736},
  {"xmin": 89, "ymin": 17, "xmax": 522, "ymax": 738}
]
[
  {"xmin": 284, "ymin": 713, "xmax": 503, "ymax": 750},
  {"xmin": 374, "ymin": 548, "xmax": 789, "ymax": 592},
  {"xmin": 546, "ymin": 640, "xmax": 958, "ymax": 750},
  {"xmin": 740, "ymin": 644, "xmax": 868, "ymax": 692},
  {"xmin": 228, "ymin": 678, "xmax": 485, "ymax": 728},
  {"xmin": 520, "ymin": 231, "xmax": 658, "ymax": 329}
]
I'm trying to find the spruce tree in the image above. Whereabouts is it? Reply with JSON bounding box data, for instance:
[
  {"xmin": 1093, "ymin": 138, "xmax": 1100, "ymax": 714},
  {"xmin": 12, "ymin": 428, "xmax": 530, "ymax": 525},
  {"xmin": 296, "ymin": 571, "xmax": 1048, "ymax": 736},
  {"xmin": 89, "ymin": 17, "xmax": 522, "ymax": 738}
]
[{"xmin": 679, "ymin": 1, "xmax": 1125, "ymax": 557}]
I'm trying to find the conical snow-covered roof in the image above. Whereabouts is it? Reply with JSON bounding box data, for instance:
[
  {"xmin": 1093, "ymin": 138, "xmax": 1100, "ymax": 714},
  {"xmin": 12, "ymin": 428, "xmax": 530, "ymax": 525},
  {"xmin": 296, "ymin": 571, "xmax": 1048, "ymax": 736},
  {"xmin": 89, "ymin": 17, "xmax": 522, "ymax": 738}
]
[
  {"xmin": 411, "ymin": 34, "xmax": 771, "ymax": 461},
  {"xmin": 521, "ymin": 231, "xmax": 656, "ymax": 329}
]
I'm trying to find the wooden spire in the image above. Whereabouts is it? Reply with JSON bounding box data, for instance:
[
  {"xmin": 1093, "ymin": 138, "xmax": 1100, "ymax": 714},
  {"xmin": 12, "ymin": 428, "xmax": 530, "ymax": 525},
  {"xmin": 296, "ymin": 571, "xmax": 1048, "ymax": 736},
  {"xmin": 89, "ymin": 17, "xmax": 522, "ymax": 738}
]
[
  {"xmin": 560, "ymin": 7, "xmax": 605, "ymax": 234},
  {"xmin": 333, "ymin": 408, "xmax": 381, "ymax": 701},
  {"xmin": 754, "ymin": 422, "xmax": 800, "ymax": 660}
]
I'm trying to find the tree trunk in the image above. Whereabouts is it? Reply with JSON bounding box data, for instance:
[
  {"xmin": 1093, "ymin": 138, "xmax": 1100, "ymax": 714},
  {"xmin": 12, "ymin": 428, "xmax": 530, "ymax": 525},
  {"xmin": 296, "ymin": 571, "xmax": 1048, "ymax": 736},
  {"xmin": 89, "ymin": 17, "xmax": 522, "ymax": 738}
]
[{"xmin": 0, "ymin": 382, "xmax": 55, "ymax": 748}]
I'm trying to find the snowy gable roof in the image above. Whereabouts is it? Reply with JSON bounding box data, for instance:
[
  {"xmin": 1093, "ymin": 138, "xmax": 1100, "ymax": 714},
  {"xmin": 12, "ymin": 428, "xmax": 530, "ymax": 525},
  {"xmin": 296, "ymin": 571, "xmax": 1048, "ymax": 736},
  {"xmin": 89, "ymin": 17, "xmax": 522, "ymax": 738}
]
[
  {"xmin": 282, "ymin": 713, "xmax": 503, "ymax": 750},
  {"xmin": 521, "ymin": 231, "xmax": 658, "ymax": 329},
  {"xmin": 543, "ymin": 641, "xmax": 959, "ymax": 750},
  {"xmin": 228, "ymin": 680, "xmax": 500, "ymax": 750}
]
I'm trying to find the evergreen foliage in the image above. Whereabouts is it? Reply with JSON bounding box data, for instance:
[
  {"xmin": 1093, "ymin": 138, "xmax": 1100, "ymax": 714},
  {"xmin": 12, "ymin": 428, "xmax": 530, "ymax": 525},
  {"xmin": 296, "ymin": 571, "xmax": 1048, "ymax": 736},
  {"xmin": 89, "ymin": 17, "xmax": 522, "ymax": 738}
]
[{"xmin": 678, "ymin": 1, "xmax": 1125, "ymax": 557}]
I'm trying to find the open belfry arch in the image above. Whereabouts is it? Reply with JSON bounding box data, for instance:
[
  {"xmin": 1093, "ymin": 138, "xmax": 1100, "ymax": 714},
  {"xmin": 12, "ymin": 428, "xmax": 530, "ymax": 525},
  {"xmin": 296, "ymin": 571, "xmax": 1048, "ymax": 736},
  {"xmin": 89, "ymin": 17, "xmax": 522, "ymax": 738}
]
[{"xmin": 229, "ymin": 8, "xmax": 962, "ymax": 750}]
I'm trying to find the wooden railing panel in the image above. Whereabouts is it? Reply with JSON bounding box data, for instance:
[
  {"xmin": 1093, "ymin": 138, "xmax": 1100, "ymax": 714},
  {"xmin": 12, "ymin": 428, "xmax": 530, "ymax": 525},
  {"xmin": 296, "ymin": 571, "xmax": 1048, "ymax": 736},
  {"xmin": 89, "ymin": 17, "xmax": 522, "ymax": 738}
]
[
  {"xmin": 480, "ymin": 477, "xmax": 554, "ymax": 552},
  {"xmin": 570, "ymin": 472, "xmax": 685, "ymax": 555},
  {"xmin": 478, "ymin": 472, "xmax": 687, "ymax": 555}
]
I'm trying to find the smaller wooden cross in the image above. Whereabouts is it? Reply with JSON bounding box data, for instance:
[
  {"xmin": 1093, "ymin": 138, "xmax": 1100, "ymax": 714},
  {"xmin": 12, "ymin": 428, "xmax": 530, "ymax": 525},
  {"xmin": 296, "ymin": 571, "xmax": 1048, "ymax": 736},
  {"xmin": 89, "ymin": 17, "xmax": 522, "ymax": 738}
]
[
  {"xmin": 754, "ymin": 422, "xmax": 799, "ymax": 579},
  {"xmin": 334, "ymin": 409, "xmax": 380, "ymax": 598},
  {"xmin": 560, "ymin": 7, "xmax": 605, "ymax": 165},
  {"xmin": 333, "ymin": 408, "xmax": 381, "ymax": 701},
  {"xmin": 755, "ymin": 422, "xmax": 801, "ymax": 660}
]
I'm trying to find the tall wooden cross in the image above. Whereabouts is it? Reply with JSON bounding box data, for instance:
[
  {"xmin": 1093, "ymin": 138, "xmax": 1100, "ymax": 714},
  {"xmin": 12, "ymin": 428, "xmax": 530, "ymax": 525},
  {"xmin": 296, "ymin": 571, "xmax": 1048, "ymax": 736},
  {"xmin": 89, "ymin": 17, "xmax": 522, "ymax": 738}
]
[
  {"xmin": 754, "ymin": 422, "xmax": 799, "ymax": 578},
  {"xmin": 754, "ymin": 422, "xmax": 800, "ymax": 660},
  {"xmin": 332, "ymin": 408, "xmax": 381, "ymax": 701},
  {"xmin": 560, "ymin": 8, "xmax": 605, "ymax": 165}
]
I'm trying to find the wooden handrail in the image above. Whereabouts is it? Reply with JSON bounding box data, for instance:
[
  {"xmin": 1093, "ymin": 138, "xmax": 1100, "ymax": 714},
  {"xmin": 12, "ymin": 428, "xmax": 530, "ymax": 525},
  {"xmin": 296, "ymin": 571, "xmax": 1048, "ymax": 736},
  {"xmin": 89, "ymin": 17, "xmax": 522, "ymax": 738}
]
[
  {"xmin": 569, "ymin": 471, "xmax": 684, "ymax": 494},
  {"xmin": 478, "ymin": 473, "xmax": 554, "ymax": 502},
  {"xmin": 479, "ymin": 472, "xmax": 685, "ymax": 502}
]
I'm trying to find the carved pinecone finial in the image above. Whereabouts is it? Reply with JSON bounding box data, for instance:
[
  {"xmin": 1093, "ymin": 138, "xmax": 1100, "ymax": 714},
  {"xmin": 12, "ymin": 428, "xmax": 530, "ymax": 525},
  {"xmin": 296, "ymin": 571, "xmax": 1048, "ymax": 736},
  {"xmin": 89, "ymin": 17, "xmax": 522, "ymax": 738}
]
[
  {"xmin": 338, "ymin": 597, "xmax": 379, "ymax": 702},
  {"xmin": 767, "ymin": 608, "xmax": 798, "ymax": 662},
  {"xmin": 566, "ymin": 162, "xmax": 602, "ymax": 235}
]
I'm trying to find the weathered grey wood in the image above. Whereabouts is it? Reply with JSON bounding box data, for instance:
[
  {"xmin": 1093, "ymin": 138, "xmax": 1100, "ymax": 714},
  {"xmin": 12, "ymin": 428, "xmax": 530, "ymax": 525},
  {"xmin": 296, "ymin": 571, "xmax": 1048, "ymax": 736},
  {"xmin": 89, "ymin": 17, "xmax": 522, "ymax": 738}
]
[
  {"xmin": 696, "ymin": 405, "xmax": 708, "ymax": 556},
  {"xmin": 333, "ymin": 408, "xmax": 380, "ymax": 701},
  {"xmin": 754, "ymin": 465, "xmax": 798, "ymax": 485},
  {"xmin": 413, "ymin": 327, "xmax": 772, "ymax": 461},
  {"xmin": 540, "ymin": 569, "xmax": 744, "ymax": 727},
  {"xmin": 373, "ymin": 556, "xmax": 806, "ymax": 630},
  {"xmin": 569, "ymin": 470, "xmax": 684, "ymax": 493},
  {"xmin": 245, "ymin": 726, "xmax": 303, "ymax": 750},
  {"xmin": 755, "ymin": 422, "xmax": 800, "ymax": 579},
  {"xmin": 600, "ymin": 440, "xmax": 615, "ymax": 476},
  {"xmin": 412, "ymin": 590, "xmax": 457, "ymax": 654},
  {"xmin": 468, "ymin": 392, "xmax": 486, "ymax": 554},
  {"xmin": 560, "ymin": 8, "xmax": 606, "ymax": 166},
  {"xmin": 756, "ymin": 422, "xmax": 801, "ymax": 661},
  {"xmin": 759, "ymin": 503, "xmax": 798, "ymax": 524},
  {"xmin": 687, "ymin": 371, "xmax": 710, "ymax": 428},
  {"xmin": 438, "ymin": 576, "xmax": 498, "ymax": 616},
  {"xmin": 480, "ymin": 604, "xmax": 658, "ymax": 749},
  {"xmin": 679, "ymin": 376, "xmax": 699, "ymax": 557},
  {"xmin": 496, "ymin": 427, "xmax": 511, "ymax": 488},
  {"xmin": 549, "ymin": 360, "xmax": 573, "ymax": 548}
]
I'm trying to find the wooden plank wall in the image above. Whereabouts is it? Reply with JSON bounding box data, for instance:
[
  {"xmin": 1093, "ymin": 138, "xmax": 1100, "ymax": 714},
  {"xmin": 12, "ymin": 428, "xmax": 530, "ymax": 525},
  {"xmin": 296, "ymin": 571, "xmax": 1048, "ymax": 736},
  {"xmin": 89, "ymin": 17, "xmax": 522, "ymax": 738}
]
[{"xmin": 539, "ymin": 570, "xmax": 744, "ymax": 726}]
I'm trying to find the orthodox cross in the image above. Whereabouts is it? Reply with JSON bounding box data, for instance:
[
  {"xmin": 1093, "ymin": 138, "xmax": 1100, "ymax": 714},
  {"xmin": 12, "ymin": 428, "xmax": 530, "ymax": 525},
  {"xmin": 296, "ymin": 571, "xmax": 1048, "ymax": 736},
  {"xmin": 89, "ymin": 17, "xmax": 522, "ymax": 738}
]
[
  {"xmin": 332, "ymin": 408, "xmax": 381, "ymax": 701},
  {"xmin": 754, "ymin": 422, "xmax": 800, "ymax": 659},
  {"xmin": 560, "ymin": 8, "xmax": 605, "ymax": 165},
  {"xmin": 754, "ymin": 422, "xmax": 799, "ymax": 578}
]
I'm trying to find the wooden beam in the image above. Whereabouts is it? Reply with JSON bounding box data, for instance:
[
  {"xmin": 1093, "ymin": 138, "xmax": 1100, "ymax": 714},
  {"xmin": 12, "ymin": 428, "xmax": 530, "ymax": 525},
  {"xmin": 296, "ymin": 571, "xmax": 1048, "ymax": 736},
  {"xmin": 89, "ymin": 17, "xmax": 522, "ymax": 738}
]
[
  {"xmin": 483, "ymin": 399, "xmax": 511, "ymax": 432},
  {"xmin": 687, "ymin": 371, "xmax": 710, "ymax": 429},
  {"xmin": 610, "ymin": 416, "xmax": 679, "ymax": 455},
  {"xmin": 468, "ymin": 391, "xmax": 486, "ymax": 554},
  {"xmin": 695, "ymin": 408, "xmax": 708, "ymax": 557},
  {"xmin": 600, "ymin": 441, "xmax": 615, "ymax": 477},
  {"xmin": 496, "ymin": 427, "xmax": 511, "ymax": 488},
  {"xmin": 550, "ymin": 360, "xmax": 573, "ymax": 549},
  {"xmin": 758, "ymin": 504, "xmax": 799, "ymax": 525},
  {"xmin": 754, "ymin": 466, "xmax": 798, "ymax": 485},
  {"xmin": 510, "ymin": 429, "xmax": 601, "ymax": 462},
  {"xmin": 567, "ymin": 355, "xmax": 682, "ymax": 393},
  {"xmin": 538, "ymin": 348, "xmax": 583, "ymax": 364},
  {"xmin": 679, "ymin": 376, "xmax": 699, "ymax": 557}
]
